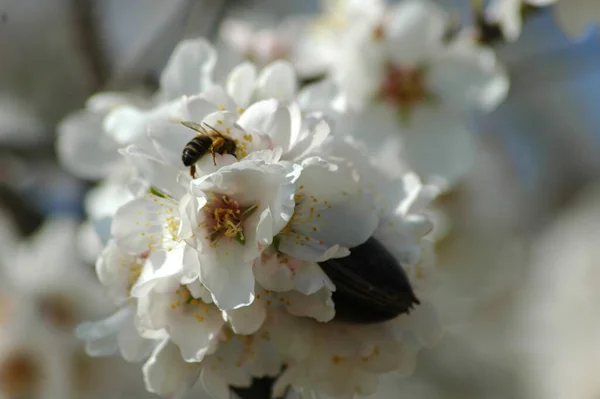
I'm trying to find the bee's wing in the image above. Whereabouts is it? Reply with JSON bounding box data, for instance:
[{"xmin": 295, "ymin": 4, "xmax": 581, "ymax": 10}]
[
  {"xmin": 201, "ymin": 122, "xmax": 227, "ymax": 138},
  {"xmin": 181, "ymin": 121, "xmax": 208, "ymax": 135}
]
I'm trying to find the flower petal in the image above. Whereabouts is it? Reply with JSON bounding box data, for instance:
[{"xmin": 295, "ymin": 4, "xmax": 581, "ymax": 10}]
[
  {"xmin": 256, "ymin": 60, "xmax": 297, "ymax": 103},
  {"xmin": 83, "ymin": 334, "xmax": 120, "ymax": 358},
  {"xmin": 160, "ymin": 38, "xmax": 217, "ymax": 100},
  {"xmin": 297, "ymin": 78, "xmax": 344, "ymax": 115},
  {"xmin": 118, "ymin": 312, "xmax": 157, "ymax": 362},
  {"xmin": 237, "ymin": 100, "xmax": 292, "ymax": 151},
  {"xmin": 111, "ymin": 196, "xmax": 168, "ymax": 254},
  {"xmin": 85, "ymin": 180, "xmax": 135, "ymax": 220},
  {"xmin": 279, "ymin": 157, "xmax": 378, "ymax": 260},
  {"xmin": 486, "ymin": 0, "xmax": 522, "ymax": 42},
  {"xmin": 280, "ymin": 193, "xmax": 378, "ymax": 261},
  {"xmin": 95, "ymin": 240, "xmax": 136, "ymax": 300},
  {"xmin": 56, "ymin": 110, "xmax": 120, "ymax": 180},
  {"xmin": 86, "ymin": 91, "xmax": 150, "ymax": 113},
  {"xmin": 136, "ymin": 290, "xmax": 173, "ymax": 332},
  {"xmin": 199, "ymin": 242, "xmax": 256, "ymax": 310},
  {"xmin": 292, "ymin": 260, "xmax": 335, "ymax": 295},
  {"xmin": 223, "ymin": 300, "xmax": 267, "ymax": 335},
  {"xmin": 306, "ymin": 194, "xmax": 379, "ymax": 248},
  {"xmin": 75, "ymin": 307, "xmax": 130, "ymax": 353},
  {"xmin": 554, "ymin": 0, "xmax": 600, "ymax": 39},
  {"xmin": 148, "ymin": 120, "xmax": 196, "ymax": 170},
  {"xmin": 253, "ymin": 253, "xmax": 295, "ymax": 292},
  {"xmin": 402, "ymin": 107, "xmax": 476, "ymax": 186},
  {"xmin": 428, "ymin": 39, "xmax": 509, "ymax": 112},
  {"xmin": 168, "ymin": 305, "xmax": 223, "ymax": 362},
  {"xmin": 335, "ymin": 19, "xmax": 385, "ymax": 109},
  {"xmin": 385, "ymin": 0, "xmax": 447, "ymax": 67},
  {"xmin": 375, "ymin": 214, "xmax": 431, "ymax": 267},
  {"xmin": 226, "ymin": 62, "xmax": 258, "ymax": 109},
  {"xmin": 182, "ymin": 95, "xmax": 220, "ymax": 122},
  {"xmin": 131, "ymin": 246, "xmax": 199, "ymax": 298},
  {"xmin": 284, "ymin": 117, "xmax": 332, "ymax": 162},
  {"xmin": 143, "ymin": 339, "xmax": 201, "ymax": 399},
  {"xmin": 283, "ymin": 287, "xmax": 335, "ymax": 322},
  {"xmin": 297, "ymin": 156, "xmax": 358, "ymax": 200},
  {"xmin": 200, "ymin": 85, "xmax": 237, "ymax": 112},
  {"xmin": 104, "ymin": 100, "xmax": 182, "ymax": 147},
  {"xmin": 220, "ymin": 18, "xmax": 255, "ymax": 54},
  {"xmin": 121, "ymin": 145, "xmax": 186, "ymax": 199},
  {"xmin": 200, "ymin": 368, "xmax": 231, "ymax": 399}
]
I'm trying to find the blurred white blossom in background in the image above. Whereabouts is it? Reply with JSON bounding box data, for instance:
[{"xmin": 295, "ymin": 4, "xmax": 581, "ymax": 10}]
[
  {"xmin": 0, "ymin": 213, "xmax": 161, "ymax": 399},
  {"xmin": 515, "ymin": 184, "xmax": 600, "ymax": 399},
  {"xmin": 487, "ymin": 0, "xmax": 600, "ymax": 41}
]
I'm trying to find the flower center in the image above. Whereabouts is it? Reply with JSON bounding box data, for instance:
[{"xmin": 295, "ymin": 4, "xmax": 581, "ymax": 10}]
[
  {"xmin": 202, "ymin": 195, "xmax": 259, "ymax": 246},
  {"xmin": 145, "ymin": 194, "xmax": 185, "ymax": 252},
  {"xmin": 164, "ymin": 214, "xmax": 180, "ymax": 243},
  {"xmin": 125, "ymin": 251, "xmax": 148, "ymax": 295},
  {"xmin": 0, "ymin": 351, "xmax": 39, "ymax": 395},
  {"xmin": 38, "ymin": 294, "xmax": 76, "ymax": 328},
  {"xmin": 373, "ymin": 24, "xmax": 385, "ymax": 41},
  {"xmin": 379, "ymin": 64, "xmax": 431, "ymax": 114},
  {"xmin": 169, "ymin": 286, "xmax": 212, "ymax": 322}
]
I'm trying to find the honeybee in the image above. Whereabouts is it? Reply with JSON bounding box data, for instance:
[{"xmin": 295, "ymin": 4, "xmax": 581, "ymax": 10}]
[{"xmin": 180, "ymin": 121, "xmax": 237, "ymax": 178}]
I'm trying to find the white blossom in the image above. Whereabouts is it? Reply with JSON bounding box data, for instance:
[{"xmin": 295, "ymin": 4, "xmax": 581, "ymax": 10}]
[
  {"xmin": 75, "ymin": 240, "xmax": 160, "ymax": 363},
  {"xmin": 56, "ymin": 92, "xmax": 152, "ymax": 181},
  {"xmin": 134, "ymin": 277, "xmax": 224, "ymax": 363},
  {"xmin": 188, "ymin": 158, "xmax": 302, "ymax": 310},
  {"xmin": 551, "ymin": 0, "xmax": 600, "ymax": 38},
  {"xmin": 487, "ymin": 0, "xmax": 600, "ymax": 40},
  {"xmin": 0, "ymin": 217, "xmax": 150, "ymax": 399},
  {"xmin": 218, "ymin": 0, "xmax": 386, "ymax": 78},
  {"xmin": 301, "ymin": 0, "xmax": 508, "ymax": 186},
  {"xmin": 219, "ymin": 16, "xmax": 305, "ymax": 72}
]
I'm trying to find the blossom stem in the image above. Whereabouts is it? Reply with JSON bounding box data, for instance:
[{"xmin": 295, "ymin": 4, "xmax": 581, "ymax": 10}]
[{"xmin": 70, "ymin": 0, "xmax": 107, "ymax": 90}]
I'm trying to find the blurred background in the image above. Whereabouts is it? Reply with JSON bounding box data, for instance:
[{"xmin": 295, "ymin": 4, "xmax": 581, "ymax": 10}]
[{"xmin": 1, "ymin": 0, "xmax": 600, "ymax": 398}]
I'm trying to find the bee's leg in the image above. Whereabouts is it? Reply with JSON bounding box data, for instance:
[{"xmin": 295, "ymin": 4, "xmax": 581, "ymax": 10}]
[
  {"xmin": 211, "ymin": 138, "xmax": 224, "ymax": 166},
  {"xmin": 190, "ymin": 165, "xmax": 196, "ymax": 179}
]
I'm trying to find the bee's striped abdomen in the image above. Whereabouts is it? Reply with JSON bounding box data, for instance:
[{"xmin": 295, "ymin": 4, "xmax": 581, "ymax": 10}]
[{"xmin": 182, "ymin": 136, "xmax": 212, "ymax": 166}]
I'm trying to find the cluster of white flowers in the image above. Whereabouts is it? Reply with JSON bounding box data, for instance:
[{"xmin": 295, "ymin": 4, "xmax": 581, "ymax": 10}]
[
  {"xmin": 220, "ymin": 0, "xmax": 511, "ymax": 188},
  {"xmin": 58, "ymin": 32, "xmax": 441, "ymax": 398},
  {"xmin": 52, "ymin": 0, "xmax": 594, "ymax": 397}
]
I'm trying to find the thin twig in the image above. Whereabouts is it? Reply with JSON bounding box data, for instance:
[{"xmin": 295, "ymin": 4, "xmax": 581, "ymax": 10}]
[{"xmin": 69, "ymin": 0, "xmax": 108, "ymax": 91}]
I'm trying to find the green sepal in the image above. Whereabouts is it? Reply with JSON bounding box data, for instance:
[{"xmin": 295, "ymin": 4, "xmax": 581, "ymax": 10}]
[
  {"xmin": 149, "ymin": 186, "xmax": 169, "ymax": 199},
  {"xmin": 272, "ymin": 236, "xmax": 281, "ymax": 252},
  {"xmin": 234, "ymin": 232, "xmax": 246, "ymax": 245}
]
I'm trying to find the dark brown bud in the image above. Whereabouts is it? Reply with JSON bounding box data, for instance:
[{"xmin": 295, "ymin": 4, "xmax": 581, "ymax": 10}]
[{"xmin": 319, "ymin": 237, "xmax": 420, "ymax": 324}]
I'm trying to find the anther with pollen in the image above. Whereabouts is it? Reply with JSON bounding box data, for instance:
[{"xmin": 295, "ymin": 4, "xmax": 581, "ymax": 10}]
[{"xmin": 203, "ymin": 195, "xmax": 259, "ymax": 246}]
